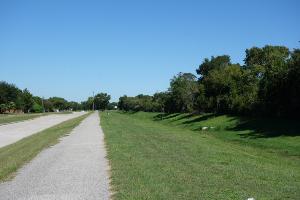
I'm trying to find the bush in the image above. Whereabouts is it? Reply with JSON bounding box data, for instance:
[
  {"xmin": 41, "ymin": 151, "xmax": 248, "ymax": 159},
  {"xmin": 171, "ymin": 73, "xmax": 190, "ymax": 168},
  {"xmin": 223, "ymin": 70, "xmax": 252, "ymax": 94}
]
[{"xmin": 31, "ymin": 103, "xmax": 43, "ymax": 113}]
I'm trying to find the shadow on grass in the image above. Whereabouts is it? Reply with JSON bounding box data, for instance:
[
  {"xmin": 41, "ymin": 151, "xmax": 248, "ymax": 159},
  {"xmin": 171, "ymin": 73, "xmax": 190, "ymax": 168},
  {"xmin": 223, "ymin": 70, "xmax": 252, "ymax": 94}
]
[
  {"xmin": 182, "ymin": 113, "xmax": 217, "ymax": 124},
  {"xmin": 121, "ymin": 110, "xmax": 139, "ymax": 114},
  {"xmin": 230, "ymin": 118, "xmax": 300, "ymax": 138},
  {"xmin": 173, "ymin": 113, "xmax": 195, "ymax": 121},
  {"xmin": 153, "ymin": 111, "xmax": 300, "ymax": 138},
  {"xmin": 153, "ymin": 113, "xmax": 181, "ymax": 121}
]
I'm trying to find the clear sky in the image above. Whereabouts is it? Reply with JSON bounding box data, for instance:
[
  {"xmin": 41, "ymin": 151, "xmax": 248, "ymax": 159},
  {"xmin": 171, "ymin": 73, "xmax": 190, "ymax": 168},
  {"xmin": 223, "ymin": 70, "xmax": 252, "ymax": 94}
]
[{"xmin": 0, "ymin": 0, "xmax": 299, "ymax": 102}]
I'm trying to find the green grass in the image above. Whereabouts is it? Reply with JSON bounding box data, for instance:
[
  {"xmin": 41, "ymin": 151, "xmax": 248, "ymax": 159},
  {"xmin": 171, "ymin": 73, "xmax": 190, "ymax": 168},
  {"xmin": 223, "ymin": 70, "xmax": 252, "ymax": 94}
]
[
  {"xmin": 0, "ymin": 113, "xmax": 48, "ymax": 125},
  {"xmin": 151, "ymin": 112, "xmax": 300, "ymax": 157},
  {"xmin": 101, "ymin": 111, "xmax": 300, "ymax": 200},
  {"xmin": 0, "ymin": 112, "xmax": 90, "ymax": 181}
]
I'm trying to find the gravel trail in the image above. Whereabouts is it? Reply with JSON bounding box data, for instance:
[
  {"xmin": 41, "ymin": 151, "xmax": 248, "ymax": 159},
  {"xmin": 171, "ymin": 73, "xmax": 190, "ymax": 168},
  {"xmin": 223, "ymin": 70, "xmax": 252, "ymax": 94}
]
[
  {"xmin": 0, "ymin": 112, "xmax": 85, "ymax": 148},
  {"xmin": 0, "ymin": 112, "xmax": 111, "ymax": 200}
]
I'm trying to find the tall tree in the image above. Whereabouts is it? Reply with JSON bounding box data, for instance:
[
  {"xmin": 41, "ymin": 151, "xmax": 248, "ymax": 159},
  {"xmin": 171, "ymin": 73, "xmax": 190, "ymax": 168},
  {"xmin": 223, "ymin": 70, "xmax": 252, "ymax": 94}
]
[
  {"xmin": 94, "ymin": 93, "xmax": 111, "ymax": 110},
  {"xmin": 245, "ymin": 45, "xmax": 290, "ymax": 116},
  {"xmin": 0, "ymin": 81, "xmax": 21, "ymax": 105},
  {"xmin": 48, "ymin": 97, "xmax": 68, "ymax": 111},
  {"xmin": 196, "ymin": 55, "xmax": 231, "ymax": 78},
  {"xmin": 22, "ymin": 89, "xmax": 34, "ymax": 113},
  {"xmin": 169, "ymin": 72, "xmax": 198, "ymax": 113}
]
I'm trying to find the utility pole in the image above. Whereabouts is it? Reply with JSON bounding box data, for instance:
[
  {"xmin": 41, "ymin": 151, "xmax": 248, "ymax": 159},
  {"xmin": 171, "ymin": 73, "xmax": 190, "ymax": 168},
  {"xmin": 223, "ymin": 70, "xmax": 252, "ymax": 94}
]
[
  {"xmin": 42, "ymin": 96, "xmax": 45, "ymax": 113},
  {"xmin": 92, "ymin": 91, "xmax": 95, "ymax": 111}
]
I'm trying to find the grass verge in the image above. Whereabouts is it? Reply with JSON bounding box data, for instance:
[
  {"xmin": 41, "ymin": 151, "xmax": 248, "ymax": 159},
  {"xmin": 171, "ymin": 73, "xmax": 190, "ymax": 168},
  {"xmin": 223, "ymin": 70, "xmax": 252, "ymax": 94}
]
[
  {"xmin": 0, "ymin": 112, "xmax": 90, "ymax": 181},
  {"xmin": 140, "ymin": 112, "xmax": 300, "ymax": 157},
  {"xmin": 101, "ymin": 111, "xmax": 300, "ymax": 200},
  {"xmin": 0, "ymin": 111, "xmax": 76, "ymax": 125},
  {"xmin": 0, "ymin": 113, "xmax": 48, "ymax": 125}
]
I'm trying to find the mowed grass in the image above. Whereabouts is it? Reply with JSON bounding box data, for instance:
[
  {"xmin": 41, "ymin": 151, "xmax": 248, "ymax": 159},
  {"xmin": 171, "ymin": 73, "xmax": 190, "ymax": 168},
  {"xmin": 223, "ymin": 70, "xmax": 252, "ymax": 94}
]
[
  {"xmin": 152, "ymin": 112, "xmax": 300, "ymax": 157},
  {"xmin": 101, "ymin": 111, "xmax": 300, "ymax": 200},
  {"xmin": 0, "ymin": 113, "xmax": 48, "ymax": 125},
  {"xmin": 0, "ymin": 112, "xmax": 90, "ymax": 181}
]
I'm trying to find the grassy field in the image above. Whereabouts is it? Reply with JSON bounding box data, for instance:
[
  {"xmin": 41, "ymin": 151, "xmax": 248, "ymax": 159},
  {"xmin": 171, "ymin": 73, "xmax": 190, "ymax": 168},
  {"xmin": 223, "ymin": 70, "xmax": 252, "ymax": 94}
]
[
  {"xmin": 0, "ymin": 112, "xmax": 90, "ymax": 181},
  {"xmin": 101, "ymin": 111, "xmax": 300, "ymax": 200}
]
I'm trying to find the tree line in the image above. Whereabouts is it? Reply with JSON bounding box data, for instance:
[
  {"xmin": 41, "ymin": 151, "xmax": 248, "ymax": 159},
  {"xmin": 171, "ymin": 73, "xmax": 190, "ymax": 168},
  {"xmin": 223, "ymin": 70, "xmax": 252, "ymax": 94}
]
[
  {"xmin": 118, "ymin": 45, "xmax": 300, "ymax": 118},
  {"xmin": 0, "ymin": 81, "xmax": 112, "ymax": 113}
]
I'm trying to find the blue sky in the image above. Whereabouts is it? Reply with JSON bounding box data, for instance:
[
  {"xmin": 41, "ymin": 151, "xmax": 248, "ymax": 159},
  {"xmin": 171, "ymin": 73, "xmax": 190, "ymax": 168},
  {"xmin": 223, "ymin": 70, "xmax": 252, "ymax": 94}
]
[{"xmin": 0, "ymin": 0, "xmax": 299, "ymax": 102}]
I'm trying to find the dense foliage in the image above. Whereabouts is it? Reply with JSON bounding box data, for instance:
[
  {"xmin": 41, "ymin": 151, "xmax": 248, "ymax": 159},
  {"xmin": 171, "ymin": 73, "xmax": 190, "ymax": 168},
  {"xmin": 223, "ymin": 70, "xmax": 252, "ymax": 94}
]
[
  {"xmin": 118, "ymin": 45, "xmax": 300, "ymax": 118},
  {"xmin": 0, "ymin": 82, "xmax": 109, "ymax": 113},
  {"xmin": 81, "ymin": 93, "xmax": 111, "ymax": 110}
]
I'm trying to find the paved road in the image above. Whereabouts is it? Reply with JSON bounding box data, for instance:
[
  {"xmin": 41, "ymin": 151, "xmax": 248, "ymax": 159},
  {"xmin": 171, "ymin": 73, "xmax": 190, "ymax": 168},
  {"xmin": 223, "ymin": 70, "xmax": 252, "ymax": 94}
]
[
  {"xmin": 0, "ymin": 112, "xmax": 111, "ymax": 200},
  {"xmin": 0, "ymin": 112, "xmax": 85, "ymax": 148}
]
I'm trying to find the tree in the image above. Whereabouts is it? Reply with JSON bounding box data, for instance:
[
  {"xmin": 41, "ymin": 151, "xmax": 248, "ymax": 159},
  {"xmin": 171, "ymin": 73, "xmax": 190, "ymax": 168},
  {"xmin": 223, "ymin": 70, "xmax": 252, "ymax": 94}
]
[
  {"xmin": 0, "ymin": 104, "xmax": 7, "ymax": 113},
  {"xmin": 31, "ymin": 102, "xmax": 43, "ymax": 113},
  {"xmin": 245, "ymin": 45, "xmax": 291, "ymax": 116},
  {"xmin": 0, "ymin": 81, "xmax": 21, "ymax": 106},
  {"xmin": 48, "ymin": 97, "xmax": 68, "ymax": 111},
  {"xmin": 153, "ymin": 92, "xmax": 170, "ymax": 113},
  {"xmin": 107, "ymin": 102, "xmax": 118, "ymax": 110},
  {"xmin": 69, "ymin": 101, "xmax": 82, "ymax": 111},
  {"xmin": 201, "ymin": 64, "xmax": 258, "ymax": 114},
  {"xmin": 118, "ymin": 95, "xmax": 129, "ymax": 111},
  {"xmin": 284, "ymin": 49, "xmax": 300, "ymax": 117},
  {"xmin": 94, "ymin": 93, "xmax": 111, "ymax": 110},
  {"xmin": 169, "ymin": 72, "xmax": 198, "ymax": 112},
  {"xmin": 22, "ymin": 89, "xmax": 34, "ymax": 113},
  {"xmin": 7, "ymin": 101, "xmax": 16, "ymax": 112},
  {"xmin": 43, "ymin": 99, "xmax": 54, "ymax": 112},
  {"xmin": 196, "ymin": 55, "xmax": 231, "ymax": 78}
]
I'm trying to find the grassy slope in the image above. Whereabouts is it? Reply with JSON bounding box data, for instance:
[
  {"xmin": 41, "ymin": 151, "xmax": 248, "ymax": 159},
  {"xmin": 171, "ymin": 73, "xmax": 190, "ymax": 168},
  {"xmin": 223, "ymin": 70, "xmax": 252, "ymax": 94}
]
[
  {"xmin": 101, "ymin": 111, "xmax": 300, "ymax": 200},
  {"xmin": 0, "ymin": 112, "xmax": 90, "ymax": 181},
  {"xmin": 153, "ymin": 113, "xmax": 300, "ymax": 157}
]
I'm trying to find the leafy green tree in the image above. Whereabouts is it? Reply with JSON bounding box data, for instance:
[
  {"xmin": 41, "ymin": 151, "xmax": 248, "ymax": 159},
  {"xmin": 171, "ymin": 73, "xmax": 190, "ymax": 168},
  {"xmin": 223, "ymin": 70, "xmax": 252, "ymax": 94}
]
[
  {"xmin": 94, "ymin": 93, "xmax": 111, "ymax": 110},
  {"xmin": 284, "ymin": 49, "xmax": 300, "ymax": 117},
  {"xmin": 245, "ymin": 45, "xmax": 291, "ymax": 116},
  {"xmin": 169, "ymin": 72, "xmax": 198, "ymax": 112},
  {"xmin": 196, "ymin": 55, "xmax": 231, "ymax": 78},
  {"xmin": 201, "ymin": 64, "xmax": 258, "ymax": 114},
  {"xmin": 22, "ymin": 89, "xmax": 34, "ymax": 113},
  {"xmin": 48, "ymin": 97, "xmax": 68, "ymax": 111},
  {"xmin": 31, "ymin": 102, "xmax": 43, "ymax": 113},
  {"xmin": 153, "ymin": 92, "xmax": 170, "ymax": 113},
  {"xmin": 0, "ymin": 81, "xmax": 21, "ymax": 106},
  {"xmin": 81, "ymin": 97, "xmax": 94, "ymax": 110},
  {"xmin": 0, "ymin": 104, "xmax": 7, "ymax": 113},
  {"xmin": 43, "ymin": 99, "xmax": 54, "ymax": 112},
  {"xmin": 7, "ymin": 101, "xmax": 16, "ymax": 112},
  {"xmin": 107, "ymin": 102, "xmax": 118, "ymax": 110},
  {"xmin": 118, "ymin": 95, "xmax": 129, "ymax": 111},
  {"xmin": 69, "ymin": 101, "xmax": 82, "ymax": 111}
]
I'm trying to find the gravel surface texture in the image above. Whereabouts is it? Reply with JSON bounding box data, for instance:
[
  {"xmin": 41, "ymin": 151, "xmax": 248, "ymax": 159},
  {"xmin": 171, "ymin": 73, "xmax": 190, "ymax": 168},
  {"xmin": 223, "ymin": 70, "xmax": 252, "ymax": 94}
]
[
  {"xmin": 0, "ymin": 112, "xmax": 111, "ymax": 200},
  {"xmin": 0, "ymin": 112, "xmax": 85, "ymax": 148}
]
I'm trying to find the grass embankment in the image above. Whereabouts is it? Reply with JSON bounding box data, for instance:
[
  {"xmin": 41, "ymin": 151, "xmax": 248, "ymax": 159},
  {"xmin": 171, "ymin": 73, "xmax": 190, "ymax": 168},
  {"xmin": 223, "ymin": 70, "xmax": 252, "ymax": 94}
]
[
  {"xmin": 152, "ymin": 112, "xmax": 300, "ymax": 157},
  {"xmin": 0, "ymin": 112, "xmax": 90, "ymax": 181},
  {"xmin": 0, "ymin": 113, "xmax": 48, "ymax": 125},
  {"xmin": 101, "ymin": 111, "xmax": 300, "ymax": 200}
]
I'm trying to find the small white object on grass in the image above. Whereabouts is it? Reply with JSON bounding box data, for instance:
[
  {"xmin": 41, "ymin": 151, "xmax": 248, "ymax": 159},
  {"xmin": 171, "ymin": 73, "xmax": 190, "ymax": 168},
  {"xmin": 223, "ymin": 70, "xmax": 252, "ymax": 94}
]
[
  {"xmin": 247, "ymin": 198, "xmax": 255, "ymax": 200},
  {"xmin": 202, "ymin": 126, "xmax": 208, "ymax": 130}
]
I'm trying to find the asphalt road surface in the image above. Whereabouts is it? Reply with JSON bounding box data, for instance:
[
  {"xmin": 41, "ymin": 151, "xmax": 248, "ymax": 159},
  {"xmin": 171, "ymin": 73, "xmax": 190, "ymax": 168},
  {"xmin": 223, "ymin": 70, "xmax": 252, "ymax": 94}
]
[
  {"xmin": 0, "ymin": 112, "xmax": 111, "ymax": 200},
  {"xmin": 0, "ymin": 112, "xmax": 85, "ymax": 148}
]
